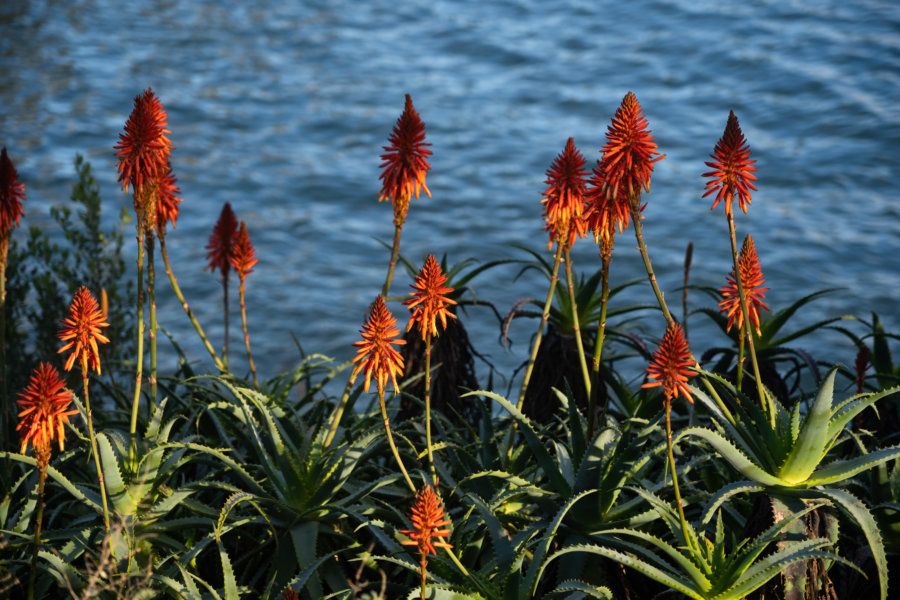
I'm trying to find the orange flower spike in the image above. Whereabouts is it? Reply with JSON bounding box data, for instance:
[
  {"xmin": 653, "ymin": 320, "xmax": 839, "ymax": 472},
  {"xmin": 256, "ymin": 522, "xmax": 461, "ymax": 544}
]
[
  {"xmin": 58, "ymin": 286, "xmax": 110, "ymax": 375},
  {"xmin": 404, "ymin": 254, "xmax": 457, "ymax": 341},
  {"xmin": 16, "ymin": 363, "xmax": 77, "ymax": 461},
  {"xmin": 229, "ymin": 221, "xmax": 258, "ymax": 282},
  {"xmin": 541, "ymin": 137, "xmax": 589, "ymax": 250},
  {"xmin": 378, "ymin": 94, "xmax": 432, "ymax": 215},
  {"xmin": 399, "ymin": 485, "xmax": 453, "ymax": 557},
  {"xmin": 718, "ymin": 234, "xmax": 770, "ymax": 335},
  {"xmin": 0, "ymin": 147, "xmax": 26, "ymax": 236},
  {"xmin": 703, "ymin": 110, "xmax": 758, "ymax": 216},
  {"xmin": 351, "ymin": 296, "xmax": 406, "ymax": 394},
  {"xmin": 586, "ymin": 157, "xmax": 632, "ymax": 241},
  {"xmin": 205, "ymin": 202, "xmax": 238, "ymax": 279},
  {"xmin": 155, "ymin": 160, "xmax": 183, "ymax": 237},
  {"xmin": 601, "ymin": 92, "xmax": 665, "ymax": 202},
  {"xmin": 642, "ymin": 322, "xmax": 696, "ymax": 403},
  {"xmin": 114, "ymin": 88, "xmax": 173, "ymax": 194}
]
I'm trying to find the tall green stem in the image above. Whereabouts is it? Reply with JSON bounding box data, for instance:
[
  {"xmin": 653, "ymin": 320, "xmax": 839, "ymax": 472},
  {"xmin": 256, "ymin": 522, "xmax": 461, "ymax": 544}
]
[
  {"xmin": 222, "ymin": 276, "xmax": 230, "ymax": 366},
  {"xmin": 27, "ymin": 467, "xmax": 46, "ymax": 600},
  {"xmin": 517, "ymin": 243, "xmax": 564, "ymax": 412},
  {"xmin": 382, "ymin": 201, "xmax": 407, "ymax": 298},
  {"xmin": 159, "ymin": 237, "xmax": 225, "ymax": 372},
  {"xmin": 378, "ymin": 388, "xmax": 416, "ymax": 493},
  {"xmin": 83, "ymin": 372, "xmax": 110, "ymax": 531},
  {"xmin": 238, "ymin": 277, "xmax": 259, "ymax": 389},
  {"xmin": 146, "ymin": 234, "xmax": 157, "ymax": 406},
  {"xmin": 1, "ymin": 256, "xmax": 8, "ymax": 455},
  {"xmin": 324, "ymin": 378, "xmax": 355, "ymax": 448},
  {"xmin": 631, "ymin": 205, "xmax": 674, "ymax": 326},
  {"xmin": 129, "ymin": 228, "xmax": 145, "ymax": 464},
  {"xmin": 590, "ymin": 251, "xmax": 611, "ymax": 433},
  {"xmin": 563, "ymin": 247, "xmax": 591, "ymax": 401},
  {"xmin": 424, "ymin": 337, "xmax": 436, "ymax": 485},
  {"xmin": 665, "ymin": 398, "xmax": 694, "ymax": 555}
]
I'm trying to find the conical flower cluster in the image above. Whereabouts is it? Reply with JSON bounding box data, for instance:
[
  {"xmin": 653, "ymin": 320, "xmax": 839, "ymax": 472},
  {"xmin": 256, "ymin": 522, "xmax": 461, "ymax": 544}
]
[
  {"xmin": 718, "ymin": 234, "xmax": 769, "ymax": 335},
  {"xmin": 541, "ymin": 137, "xmax": 589, "ymax": 250},
  {"xmin": 703, "ymin": 110, "xmax": 757, "ymax": 216},
  {"xmin": 378, "ymin": 94, "xmax": 432, "ymax": 221},
  {"xmin": 600, "ymin": 92, "xmax": 664, "ymax": 203},
  {"xmin": 229, "ymin": 221, "xmax": 258, "ymax": 283},
  {"xmin": 405, "ymin": 255, "xmax": 456, "ymax": 341},
  {"xmin": 58, "ymin": 286, "xmax": 110, "ymax": 375},
  {"xmin": 351, "ymin": 296, "xmax": 406, "ymax": 394},
  {"xmin": 399, "ymin": 484, "xmax": 452, "ymax": 558},
  {"xmin": 643, "ymin": 322, "xmax": 695, "ymax": 403},
  {"xmin": 206, "ymin": 202, "xmax": 239, "ymax": 280},
  {"xmin": 17, "ymin": 363, "xmax": 77, "ymax": 468},
  {"xmin": 0, "ymin": 146, "xmax": 25, "ymax": 238}
]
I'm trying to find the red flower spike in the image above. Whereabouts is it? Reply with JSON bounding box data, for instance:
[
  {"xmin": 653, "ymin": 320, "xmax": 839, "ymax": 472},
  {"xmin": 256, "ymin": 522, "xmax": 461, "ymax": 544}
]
[
  {"xmin": 114, "ymin": 88, "xmax": 173, "ymax": 194},
  {"xmin": 0, "ymin": 147, "xmax": 26, "ymax": 236},
  {"xmin": 229, "ymin": 221, "xmax": 258, "ymax": 282},
  {"xmin": 404, "ymin": 254, "xmax": 457, "ymax": 341},
  {"xmin": 378, "ymin": 94, "xmax": 432, "ymax": 217},
  {"xmin": 155, "ymin": 160, "xmax": 182, "ymax": 236},
  {"xmin": 703, "ymin": 110, "xmax": 758, "ymax": 216},
  {"xmin": 17, "ymin": 363, "xmax": 77, "ymax": 464},
  {"xmin": 281, "ymin": 587, "xmax": 299, "ymax": 600},
  {"xmin": 399, "ymin": 484, "xmax": 452, "ymax": 558},
  {"xmin": 601, "ymin": 92, "xmax": 664, "ymax": 203},
  {"xmin": 58, "ymin": 286, "xmax": 110, "ymax": 375},
  {"xmin": 642, "ymin": 322, "xmax": 696, "ymax": 403},
  {"xmin": 206, "ymin": 202, "xmax": 238, "ymax": 280},
  {"xmin": 351, "ymin": 296, "xmax": 406, "ymax": 394},
  {"xmin": 586, "ymin": 157, "xmax": 635, "ymax": 244},
  {"xmin": 718, "ymin": 234, "xmax": 769, "ymax": 336},
  {"xmin": 541, "ymin": 137, "xmax": 589, "ymax": 250}
]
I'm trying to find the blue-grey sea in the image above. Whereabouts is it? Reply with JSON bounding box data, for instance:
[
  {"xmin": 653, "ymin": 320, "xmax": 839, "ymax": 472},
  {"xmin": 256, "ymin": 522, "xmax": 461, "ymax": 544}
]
[{"xmin": 2, "ymin": 0, "xmax": 899, "ymax": 392}]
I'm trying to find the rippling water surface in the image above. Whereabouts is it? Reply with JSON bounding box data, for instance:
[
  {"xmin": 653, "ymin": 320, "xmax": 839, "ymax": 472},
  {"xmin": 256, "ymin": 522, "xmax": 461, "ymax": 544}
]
[{"xmin": 2, "ymin": 0, "xmax": 899, "ymax": 389}]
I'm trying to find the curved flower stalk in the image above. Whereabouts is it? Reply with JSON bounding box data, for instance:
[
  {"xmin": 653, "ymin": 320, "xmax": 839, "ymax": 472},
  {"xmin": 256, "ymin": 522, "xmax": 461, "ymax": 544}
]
[
  {"xmin": 518, "ymin": 138, "xmax": 590, "ymax": 411},
  {"xmin": 229, "ymin": 221, "xmax": 259, "ymax": 389},
  {"xmin": 58, "ymin": 286, "xmax": 111, "ymax": 531},
  {"xmin": 346, "ymin": 295, "xmax": 415, "ymax": 491},
  {"xmin": 0, "ymin": 146, "xmax": 25, "ymax": 450},
  {"xmin": 206, "ymin": 202, "xmax": 238, "ymax": 362},
  {"xmin": 704, "ymin": 111, "xmax": 768, "ymax": 416},
  {"xmin": 404, "ymin": 254, "xmax": 456, "ymax": 483},
  {"xmin": 16, "ymin": 363, "xmax": 77, "ymax": 600},
  {"xmin": 400, "ymin": 484, "xmax": 452, "ymax": 599},
  {"xmin": 379, "ymin": 94, "xmax": 432, "ymax": 297},
  {"xmin": 600, "ymin": 92, "xmax": 671, "ymax": 328}
]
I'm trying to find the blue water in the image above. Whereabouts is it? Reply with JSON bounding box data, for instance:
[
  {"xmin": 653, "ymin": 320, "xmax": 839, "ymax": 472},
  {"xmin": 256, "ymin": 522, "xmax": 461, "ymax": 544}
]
[{"xmin": 2, "ymin": 0, "xmax": 899, "ymax": 390}]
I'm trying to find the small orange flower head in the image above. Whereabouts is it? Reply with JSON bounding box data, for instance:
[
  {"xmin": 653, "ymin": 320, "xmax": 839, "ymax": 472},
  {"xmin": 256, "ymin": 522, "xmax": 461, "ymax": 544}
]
[
  {"xmin": 703, "ymin": 110, "xmax": 757, "ymax": 216},
  {"xmin": 206, "ymin": 202, "xmax": 238, "ymax": 280},
  {"xmin": 541, "ymin": 137, "xmax": 589, "ymax": 250},
  {"xmin": 114, "ymin": 88, "xmax": 173, "ymax": 194},
  {"xmin": 155, "ymin": 160, "xmax": 183, "ymax": 237},
  {"xmin": 601, "ymin": 92, "xmax": 664, "ymax": 204},
  {"xmin": 58, "ymin": 286, "xmax": 110, "ymax": 375},
  {"xmin": 404, "ymin": 254, "xmax": 457, "ymax": 341},
  {"xmin": 585, "ymin": 157, "xmax": 637, "ymax": 250},
  {"xmin": 351, "ymin": 296, "xmax": 406, "ymax": 394},
  {"xmin": 718, "ymin": 234, "xmax": 769, "ymax": 336},
  {"xmin": 378, "ymin": 94, "xmax": 432, "ymax": 219},
  {"xmin": 0, "ymin": 147, "xmax": 26, "ymax": 236},
  {"xmin": 400, "ymin": 484, "xmax": 452, "ymax": 559},
  {"xmin": 229, "ymin": 221, "xmax": 258, "ymax": 283},
  {"xmin": 17, "ymin": 363, "xmax": 78, "ymax": 467},
  {"xmin": 642, "ymin": 322, "xmax": 695, "ymax": 404}
]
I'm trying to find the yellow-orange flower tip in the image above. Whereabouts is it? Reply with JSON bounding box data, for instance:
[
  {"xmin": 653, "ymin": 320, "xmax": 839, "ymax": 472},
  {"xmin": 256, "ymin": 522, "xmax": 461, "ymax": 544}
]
[
  {"xmin": 703, "ymin": 110, "xmax": 757, "ymax": 216},
  {"xmin": 229, "ymin": 221, "xmax": 258, "ymax": 282},
  {"xmin": 601, "ymin": 92, "xmax": 664, "ymax": 203},
  {"xmin": 155, "ymin": 160, "xmax": 183, "ymax": 237},
  {"xmin": 351, "ymin": 295, "xmax": 406, "ymax": 394},
  {"xmin": 718, "ymin": 234, "xmax": 769, "ymax": 336},
  {"xmin": 399, "ymin": 484, "xmax": 452, "ymax": 558},
  {"xmin": 541, "ymin": 137, "xmax": 589, "ymax": 250},
  {"xmin": 206, "ymin": 202, "xmax": 238, "ymax": 279},
  {"xmin": 378, "ymin": 94, "xmax": 432, "ymax": 214},
  {"xmin": 404, "ymin": 254, "xmax": 457, "ymax": 341},
  {"xmin": 58, "ymin": 286, "xmax": 110, "ymax": 375},
  {"xmin": 642, "ymin": 322, "xmax": 695, "ymax": 404},
  {"xmin": 16, "ymin": 362, "xmax": 77, "ymax": 464},
  {"xmin": 114, "ymin": 88, "xmax": 173, "ymax": 194},
  {"xmin": 0, "ymin": 147, "xmax": 26, "ymax": 237}
]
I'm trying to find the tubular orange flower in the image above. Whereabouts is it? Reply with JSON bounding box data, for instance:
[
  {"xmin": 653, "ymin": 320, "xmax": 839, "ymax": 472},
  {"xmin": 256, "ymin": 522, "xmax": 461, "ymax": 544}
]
[
  {"xmin": 703, "ymin": 110, "xmax": 757, "ymax": 216},
  {"xmin": 229, "ymin": 221, "xmax": 258, "ymax": 282},
  {"xmin": 114, "ymin": 88, "xmax": 173, "ymax": 194},
  {"xmin": 600, "ymin": 92, "xmax": 664, "ymax": 203},
  {"xmin": 0, "ymin": 146, "xmax": 25, "ymax": 236},
  {"xmin": 404, "ymin": 254, "xmax": 456, "ymax": 340},
  {"xmin": 351, "ymin": 295, "xmax": 406, "ymax": 394},
  {"xmin": 400, "ymin": 484, "xmax": 452, "ymax": 558},
  {"xmin": 206, "ymin": 202, "xmax": 238, "ymax": 280},
  {"xmin": 155, "ymin": 160, "xmax": 182, "ymax": 237},
  {"xmin": 585, "ymin": 157, "xmax": 634, "ymax": 244},
  {"xmin": 58, "ymin": 286, "xmax": 110, "ymax": 375},
  {"xmin": 718, "ymin": 234, "xmax": 769, "ymax": 335},
  {"xmin": 541, "ymin": 137, "xmax": 589, "ymax": 250},
  {"xmin": 16, "ymin": 363, "xmax": 77, "ymax": 463},
  {"xmin": 378, "ymin": 94, "xmax": 432, "ymax": 217},
  {"xmin": 642, "ymin": 322, "xmax": 695, "ymax": 403}
]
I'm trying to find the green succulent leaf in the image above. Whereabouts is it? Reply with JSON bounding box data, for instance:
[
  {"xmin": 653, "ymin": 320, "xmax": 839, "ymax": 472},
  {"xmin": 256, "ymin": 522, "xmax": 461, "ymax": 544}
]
[{"xmin": 777, "ymin": 370, "xmax": 836, "ymax": 484}]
